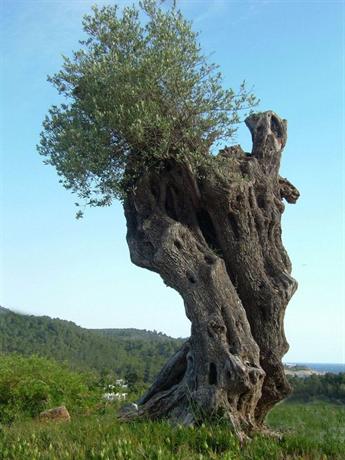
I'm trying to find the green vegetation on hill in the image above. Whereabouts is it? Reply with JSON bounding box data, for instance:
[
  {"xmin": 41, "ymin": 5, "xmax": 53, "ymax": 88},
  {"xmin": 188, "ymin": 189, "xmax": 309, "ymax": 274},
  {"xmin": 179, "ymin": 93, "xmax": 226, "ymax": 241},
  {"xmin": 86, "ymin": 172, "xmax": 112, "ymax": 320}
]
[
  {"xmin": 2, "ymin": 307, "xmax": 345, "ymax": 404},
  {"xmin": 287, "ymin": 373, "xmax": 345, "ymax": 404},
  {"xmin": 93, "ymin": 328, "xmax": 183, "ymax": 342},
  {"xmin": 0, "ymin": 308, "xmax": 183, "ymax": 382}
]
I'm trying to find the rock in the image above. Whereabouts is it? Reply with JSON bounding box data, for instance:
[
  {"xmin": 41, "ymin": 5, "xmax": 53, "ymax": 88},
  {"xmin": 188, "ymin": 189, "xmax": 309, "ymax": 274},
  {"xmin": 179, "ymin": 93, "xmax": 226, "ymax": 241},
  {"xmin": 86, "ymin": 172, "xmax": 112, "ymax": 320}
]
[
  {"xmin": 117, "ymin": 403, "xmax": 138, "ymax": 420},
  {"xmin": 182, "ymin": 413, "xmax": 194, "ymax": 426},
  {"xmin": 39, "ymin": 406, "xmax": 70, "ymax": 422}
]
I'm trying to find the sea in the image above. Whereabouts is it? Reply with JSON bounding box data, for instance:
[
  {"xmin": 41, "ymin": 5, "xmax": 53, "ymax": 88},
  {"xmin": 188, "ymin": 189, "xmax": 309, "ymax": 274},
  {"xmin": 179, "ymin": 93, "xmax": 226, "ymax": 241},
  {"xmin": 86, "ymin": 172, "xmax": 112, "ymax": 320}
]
[{"xmin": 285, "ymin": 362, "xmax": 345, "ymax": 374}]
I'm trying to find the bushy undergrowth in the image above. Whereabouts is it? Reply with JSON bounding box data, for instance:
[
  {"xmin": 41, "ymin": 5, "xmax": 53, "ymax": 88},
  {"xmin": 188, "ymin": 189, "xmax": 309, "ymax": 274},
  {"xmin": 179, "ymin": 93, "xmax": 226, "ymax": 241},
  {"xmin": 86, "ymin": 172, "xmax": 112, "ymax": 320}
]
[
  {"xmin": 0, "ymin": 354, "xmax": 344, "ymax": 459},
  {"xmin": 0, "ymin": 354, "xmax": 102, "ymax": 424},
  {"xmin": 287, "ymin": 373, "xmax": 345, "ymax": 403}
]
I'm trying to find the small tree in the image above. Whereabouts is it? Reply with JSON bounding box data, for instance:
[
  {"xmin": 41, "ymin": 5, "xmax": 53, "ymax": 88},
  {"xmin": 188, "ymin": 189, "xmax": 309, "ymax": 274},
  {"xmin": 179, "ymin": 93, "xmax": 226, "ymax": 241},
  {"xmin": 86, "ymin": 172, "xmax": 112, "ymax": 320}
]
[
  {"xmin": 39, "ymin": 0, "xmax": 299, "ymax": 439},
  {"xmin": 39, "ymin": 0, "xmax": 257, "ymax": 209}
]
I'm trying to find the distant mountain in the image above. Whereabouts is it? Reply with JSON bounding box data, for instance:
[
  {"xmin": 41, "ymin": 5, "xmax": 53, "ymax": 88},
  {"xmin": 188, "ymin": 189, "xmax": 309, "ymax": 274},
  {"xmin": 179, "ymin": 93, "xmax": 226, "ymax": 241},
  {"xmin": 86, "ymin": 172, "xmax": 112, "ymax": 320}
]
[{"xmin": 0, "ymin": 307, "xmax": 184, "ymax": 382}]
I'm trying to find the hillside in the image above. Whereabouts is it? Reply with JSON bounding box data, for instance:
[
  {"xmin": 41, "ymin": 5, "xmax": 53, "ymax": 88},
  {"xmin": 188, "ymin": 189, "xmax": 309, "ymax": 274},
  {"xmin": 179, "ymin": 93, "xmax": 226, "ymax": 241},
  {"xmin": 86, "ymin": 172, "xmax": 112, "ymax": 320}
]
[
  {"xmin": 0, "ymin": 307, "xmax": 184, "ymax": 381},
  {"xmin": 92, "ymin": 328, "xmax": 184, "ymax": 343}
]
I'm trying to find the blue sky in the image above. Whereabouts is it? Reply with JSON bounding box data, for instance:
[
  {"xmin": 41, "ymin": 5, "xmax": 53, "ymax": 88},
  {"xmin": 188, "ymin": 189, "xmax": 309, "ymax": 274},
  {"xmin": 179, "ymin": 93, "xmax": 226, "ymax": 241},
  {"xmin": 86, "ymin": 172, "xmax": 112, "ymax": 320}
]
[{"xmin": 0, "ymin": 0, "xmax": 344, "ymax": 363}]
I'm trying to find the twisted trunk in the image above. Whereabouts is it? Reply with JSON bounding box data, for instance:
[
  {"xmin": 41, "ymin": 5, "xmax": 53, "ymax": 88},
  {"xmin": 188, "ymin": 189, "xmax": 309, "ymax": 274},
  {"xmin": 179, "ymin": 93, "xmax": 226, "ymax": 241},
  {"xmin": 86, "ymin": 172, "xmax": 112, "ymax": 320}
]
[{"xmin": 120, "ymin": 111, "xmax": 299, "ymax": 437}]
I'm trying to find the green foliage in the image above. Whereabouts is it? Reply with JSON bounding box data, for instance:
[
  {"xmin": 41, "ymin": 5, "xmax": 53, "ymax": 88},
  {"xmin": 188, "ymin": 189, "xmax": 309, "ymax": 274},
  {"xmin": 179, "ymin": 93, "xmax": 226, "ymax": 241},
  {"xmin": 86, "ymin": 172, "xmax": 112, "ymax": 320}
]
[
  {"xmin": 94, "ymin": 327, "xmax": 179, "ymax": 342},
  {"xmin": 38, "ymin": 0, "xmax": 258, "ymax": 206},
  {"xmin": 288, "ymin": 373, "xmax": 345, "ymax": 403},
  {"xmin": 0, "ymin": 308, "xmax": 184, "ymax": 382},
  {"xmin": 0, "ymin": 402, "xmax": 344, "ymax": 459},
  {"xmin": 0, "ymin": 354, "xmax": 100, "ymax": 424}
]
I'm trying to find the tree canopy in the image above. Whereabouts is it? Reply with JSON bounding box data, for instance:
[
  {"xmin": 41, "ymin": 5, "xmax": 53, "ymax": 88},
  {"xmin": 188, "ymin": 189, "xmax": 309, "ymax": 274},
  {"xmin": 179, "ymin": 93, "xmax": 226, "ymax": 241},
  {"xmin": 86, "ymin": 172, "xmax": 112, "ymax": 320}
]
[{"xmin": 39, "ymin": 0, "xmax": 258, "ymax": 209}]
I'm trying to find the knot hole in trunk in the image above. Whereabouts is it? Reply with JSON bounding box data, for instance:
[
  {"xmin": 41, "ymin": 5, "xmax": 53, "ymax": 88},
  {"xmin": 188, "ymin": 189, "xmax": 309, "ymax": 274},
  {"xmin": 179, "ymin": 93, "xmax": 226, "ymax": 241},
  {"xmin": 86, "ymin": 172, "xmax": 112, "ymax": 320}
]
[
  {"xmin": 209, "ymin": 362, "xmax": 218, "ymax": 385},
  {"xmin": 196, "ymin": 209, "xmax": 223, "ymax": 257}
]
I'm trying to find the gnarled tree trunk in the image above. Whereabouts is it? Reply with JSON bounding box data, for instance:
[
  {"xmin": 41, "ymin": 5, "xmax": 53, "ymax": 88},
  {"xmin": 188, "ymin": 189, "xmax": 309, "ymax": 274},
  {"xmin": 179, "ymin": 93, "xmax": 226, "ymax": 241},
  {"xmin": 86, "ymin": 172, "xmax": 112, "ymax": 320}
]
[{"xmin": 121, "ymin": 111, "xmax": 299, "ymax": 438}]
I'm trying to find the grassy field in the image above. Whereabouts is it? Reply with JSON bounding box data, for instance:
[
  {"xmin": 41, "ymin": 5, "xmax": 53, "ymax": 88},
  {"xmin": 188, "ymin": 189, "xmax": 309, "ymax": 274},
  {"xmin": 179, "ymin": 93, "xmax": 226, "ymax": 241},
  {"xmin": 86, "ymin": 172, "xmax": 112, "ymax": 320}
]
[{"xmin": 0, "ymin": 401, "xmax": 344, "ymax": 460}]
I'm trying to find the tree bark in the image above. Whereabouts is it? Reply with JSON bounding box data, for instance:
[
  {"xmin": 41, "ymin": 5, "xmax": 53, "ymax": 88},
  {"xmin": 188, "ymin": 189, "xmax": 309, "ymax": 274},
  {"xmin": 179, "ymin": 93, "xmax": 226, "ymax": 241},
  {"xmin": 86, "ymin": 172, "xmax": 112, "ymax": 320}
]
[{"xmin": 120, "ymin": 111, "xmax": 299, "ymax": 438}]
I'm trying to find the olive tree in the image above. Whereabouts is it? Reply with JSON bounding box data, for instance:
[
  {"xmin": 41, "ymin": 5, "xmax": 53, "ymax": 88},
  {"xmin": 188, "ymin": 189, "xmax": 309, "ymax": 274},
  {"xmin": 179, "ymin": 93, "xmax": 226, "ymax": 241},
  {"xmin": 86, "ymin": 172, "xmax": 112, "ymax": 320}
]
[{"xmin": 39, "ymin": 0, "xmax": 299, "ymax": 439}]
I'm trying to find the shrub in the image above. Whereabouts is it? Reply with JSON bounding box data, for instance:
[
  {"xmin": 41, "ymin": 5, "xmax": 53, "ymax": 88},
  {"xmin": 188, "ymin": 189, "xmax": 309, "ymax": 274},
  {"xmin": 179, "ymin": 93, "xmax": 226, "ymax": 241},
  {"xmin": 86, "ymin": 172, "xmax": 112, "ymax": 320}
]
[{"xmin": 0, "ymin": 354, "xmax": 101, "ymax": 423}]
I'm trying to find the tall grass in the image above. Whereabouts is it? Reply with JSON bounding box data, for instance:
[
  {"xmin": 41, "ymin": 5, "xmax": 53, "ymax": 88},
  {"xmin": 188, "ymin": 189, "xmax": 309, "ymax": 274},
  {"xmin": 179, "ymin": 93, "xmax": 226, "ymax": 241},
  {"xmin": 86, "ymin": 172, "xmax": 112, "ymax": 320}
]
[{"xmin": 0, "ymin": 401, "xmax": 344, "ymax": 459}]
